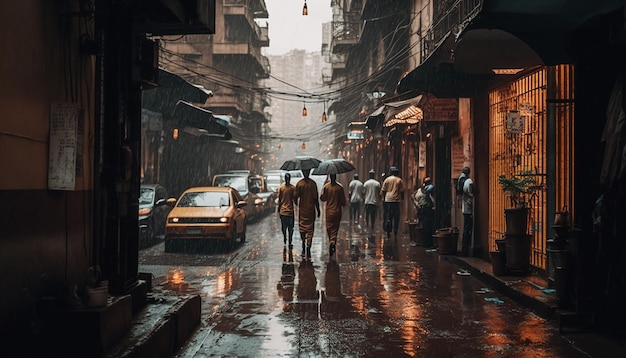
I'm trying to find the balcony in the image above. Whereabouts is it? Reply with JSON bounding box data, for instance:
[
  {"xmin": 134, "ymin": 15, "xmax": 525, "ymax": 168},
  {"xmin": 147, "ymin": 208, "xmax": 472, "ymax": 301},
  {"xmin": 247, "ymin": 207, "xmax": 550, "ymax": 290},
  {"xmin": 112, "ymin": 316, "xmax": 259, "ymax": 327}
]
[
  {"xmin": 258, "ymin": 55, "xmax": 270, "ymax": 79},
  {"xmin": 331, "ymin": 53, "xmax": 347, "ymax": 80},
  {"xmin": 206, "ymin": 89, "xmax": 245, "ymax": 114},
  {"xmin": 330, "ymin": 11, "xmax": 362, "ymax": 54},
  {"xmin": 141, "ymin": 0, "xmax": 216, "ymax": 35},
  {"xmin": 213, "ymin": 42, "xmax": 267, "ymax": 76},
  {"xmin": 254, "ymin": 22, "xmax": 269, "ymax": 47},
  {"xmin": 223, "ymin": 0, "xmax": 268, "ymax": 20}
]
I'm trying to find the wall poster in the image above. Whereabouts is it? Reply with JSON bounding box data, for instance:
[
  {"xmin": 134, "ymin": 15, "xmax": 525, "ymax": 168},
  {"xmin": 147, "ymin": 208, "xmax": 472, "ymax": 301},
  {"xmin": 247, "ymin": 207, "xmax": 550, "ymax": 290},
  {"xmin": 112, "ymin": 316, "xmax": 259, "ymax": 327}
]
[{"xmin": 48, "ymin": 102, "xmax": 83, "ymax": 190}]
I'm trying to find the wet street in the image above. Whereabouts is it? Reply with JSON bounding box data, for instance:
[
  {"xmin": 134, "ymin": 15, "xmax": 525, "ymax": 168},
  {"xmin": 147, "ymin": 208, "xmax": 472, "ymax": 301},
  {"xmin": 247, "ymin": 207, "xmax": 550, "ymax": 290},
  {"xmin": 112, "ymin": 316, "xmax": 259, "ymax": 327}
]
[{"xmin": 139, "ymin": 210, "xmax": 588, "ymax": 358}]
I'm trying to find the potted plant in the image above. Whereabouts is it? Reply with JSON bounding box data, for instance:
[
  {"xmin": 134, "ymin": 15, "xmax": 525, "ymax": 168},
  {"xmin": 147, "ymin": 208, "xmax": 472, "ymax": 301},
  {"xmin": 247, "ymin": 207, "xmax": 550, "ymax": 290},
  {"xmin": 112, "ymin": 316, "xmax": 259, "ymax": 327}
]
[
  {"xmin": 497, "ymin": 171, "xmax": 539, "ymax": 209},
  {"xmin": 497, "ymin": 171, "xmax": 541, "ymax": 274}
]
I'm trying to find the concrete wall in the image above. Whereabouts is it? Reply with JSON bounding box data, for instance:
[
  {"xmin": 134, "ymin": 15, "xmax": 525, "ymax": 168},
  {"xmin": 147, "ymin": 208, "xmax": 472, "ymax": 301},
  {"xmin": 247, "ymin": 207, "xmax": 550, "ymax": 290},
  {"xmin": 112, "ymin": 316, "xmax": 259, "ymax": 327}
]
[{"xmin": 0, "ymin": 0, "xmax": 94, "ymax": 327}]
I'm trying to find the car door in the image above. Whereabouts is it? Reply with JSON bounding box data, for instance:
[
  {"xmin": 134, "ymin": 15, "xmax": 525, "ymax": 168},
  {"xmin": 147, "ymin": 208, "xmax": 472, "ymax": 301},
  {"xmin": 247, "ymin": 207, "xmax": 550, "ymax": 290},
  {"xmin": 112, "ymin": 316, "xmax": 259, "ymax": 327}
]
[
  {"xmin": 232, "ymin": 190, "xmax": 246, "ymax": 230},
  {"xmin": 153, "ymin": 185, "xmax": 170, "ymax": 236}
]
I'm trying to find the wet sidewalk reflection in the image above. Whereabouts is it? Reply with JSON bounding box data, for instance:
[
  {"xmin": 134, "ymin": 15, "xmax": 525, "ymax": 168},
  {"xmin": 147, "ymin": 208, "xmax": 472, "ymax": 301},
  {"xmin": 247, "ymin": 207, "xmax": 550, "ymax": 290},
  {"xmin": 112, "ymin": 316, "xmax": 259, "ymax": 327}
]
[{"xmin": 140, "ymin": 212, "xmax": 589, "ymax": 358}]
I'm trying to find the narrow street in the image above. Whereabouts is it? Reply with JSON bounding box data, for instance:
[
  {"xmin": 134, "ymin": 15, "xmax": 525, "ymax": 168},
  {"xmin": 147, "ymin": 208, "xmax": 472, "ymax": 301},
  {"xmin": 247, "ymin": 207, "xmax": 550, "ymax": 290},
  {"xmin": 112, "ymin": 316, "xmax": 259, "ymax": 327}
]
[{"xmin": 139, "ymin": 209, "xmax": 588, "ymax": 357}]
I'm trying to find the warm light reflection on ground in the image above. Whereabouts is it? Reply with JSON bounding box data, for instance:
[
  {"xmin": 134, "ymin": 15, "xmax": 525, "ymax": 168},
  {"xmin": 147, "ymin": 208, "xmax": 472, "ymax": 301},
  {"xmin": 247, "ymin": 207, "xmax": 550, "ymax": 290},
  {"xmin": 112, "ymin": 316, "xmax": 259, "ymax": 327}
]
[{"xmin": 164, "ymin": 268, "xmax": 189, "ymax": 293}]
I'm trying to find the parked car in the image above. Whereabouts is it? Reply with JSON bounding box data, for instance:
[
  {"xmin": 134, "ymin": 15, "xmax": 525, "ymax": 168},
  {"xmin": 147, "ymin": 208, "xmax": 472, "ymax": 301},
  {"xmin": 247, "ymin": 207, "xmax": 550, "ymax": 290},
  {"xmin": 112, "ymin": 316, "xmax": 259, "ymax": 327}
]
[
  {"xmin": 164, "ymin": 186, "xmax": 247, "ymax": 252},
  {"xmin": 263, "ymin": 169, "xmax": 304, "ymax": 193},
  {"xmin": 212, "ymin": 171, "xmax": 267, "ymax": 220},
  {"xmin": 139, "ymin": 184, "xmax": 170, "ymax": 247},
  {"xmin": 255, "ymin": 175, "xmax": 277, "ymax": 214}
]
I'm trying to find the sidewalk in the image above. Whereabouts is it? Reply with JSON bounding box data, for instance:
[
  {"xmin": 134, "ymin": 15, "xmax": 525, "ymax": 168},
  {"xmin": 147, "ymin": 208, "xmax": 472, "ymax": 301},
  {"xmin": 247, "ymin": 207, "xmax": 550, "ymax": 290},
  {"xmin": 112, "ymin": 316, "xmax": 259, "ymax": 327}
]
[{"xmin": 445, "ymin": 254, "xmax": 626, "ymax": 358}]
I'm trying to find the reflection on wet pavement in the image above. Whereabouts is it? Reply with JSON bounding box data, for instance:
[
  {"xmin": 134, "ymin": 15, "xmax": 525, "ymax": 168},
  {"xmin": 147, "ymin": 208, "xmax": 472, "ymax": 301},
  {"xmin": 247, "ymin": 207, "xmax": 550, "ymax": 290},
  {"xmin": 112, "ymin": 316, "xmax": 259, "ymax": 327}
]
[{"xmin": 140, "ymin": 210, "xmax": 588, "ymax": 358}]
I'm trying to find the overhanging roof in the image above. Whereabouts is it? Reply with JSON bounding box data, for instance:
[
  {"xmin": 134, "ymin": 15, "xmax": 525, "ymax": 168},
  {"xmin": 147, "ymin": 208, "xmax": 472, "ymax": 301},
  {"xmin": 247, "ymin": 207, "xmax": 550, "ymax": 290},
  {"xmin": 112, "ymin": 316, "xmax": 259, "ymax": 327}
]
[
  {"xmin": 172, "ymin": 100, "xmax": 231, "ymax": 140},
  {"xmin": 455, "ymin": 0, "xmax": 626, "ymax": 73},
  {"xmin": 397, "ymin": 33, "xmax": 493, "ymax": 97},
  {"xmin": 143, "ymin": 69, "xmax": 213, "ymax": 117}
]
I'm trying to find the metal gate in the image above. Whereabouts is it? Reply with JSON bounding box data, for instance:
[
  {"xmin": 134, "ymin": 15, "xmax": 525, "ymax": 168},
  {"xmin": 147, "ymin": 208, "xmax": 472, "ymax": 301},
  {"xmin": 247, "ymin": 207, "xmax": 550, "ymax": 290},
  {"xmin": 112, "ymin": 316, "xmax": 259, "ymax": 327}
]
[{"xmin": 488, "ymin": 65, "xmax": 574, "ymax": 271}]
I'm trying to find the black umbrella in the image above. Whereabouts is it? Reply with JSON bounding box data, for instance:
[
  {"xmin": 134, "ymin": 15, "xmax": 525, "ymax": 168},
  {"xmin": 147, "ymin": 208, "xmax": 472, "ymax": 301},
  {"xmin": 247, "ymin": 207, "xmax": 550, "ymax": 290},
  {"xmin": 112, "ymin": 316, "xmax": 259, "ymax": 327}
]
[
  {"xmin": 311, "ymin": 159, "xmax": 355, "ymax": 175},
  {"xmin": 280, "ymin": 156, "xmax": 322, "ymax": 171}
]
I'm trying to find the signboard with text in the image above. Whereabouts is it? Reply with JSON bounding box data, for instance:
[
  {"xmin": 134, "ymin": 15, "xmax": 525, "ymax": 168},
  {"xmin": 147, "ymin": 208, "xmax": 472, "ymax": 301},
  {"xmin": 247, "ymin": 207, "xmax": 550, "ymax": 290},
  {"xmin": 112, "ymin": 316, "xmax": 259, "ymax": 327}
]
[{"xmin": 421, "ymin": 95, "xmax": 458, "ymax": 121}]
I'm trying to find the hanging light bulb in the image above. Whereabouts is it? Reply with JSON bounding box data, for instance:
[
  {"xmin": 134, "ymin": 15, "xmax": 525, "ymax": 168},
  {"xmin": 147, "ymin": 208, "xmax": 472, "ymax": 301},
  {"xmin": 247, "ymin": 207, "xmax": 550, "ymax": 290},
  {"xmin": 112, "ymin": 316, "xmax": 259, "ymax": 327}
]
[
  {"xmin": 302, "ymin": 103, "xmax": 307, "ymax": 116},
  {"xmin": 172, "ymin": 128, "xmax": 179, "ymax": 139},
  {"xmin": 302, "ymin": 142, "xmax": 306, "ymax": 150},
  {"xmin": 322, "ymin": 101, "xmax": 327, "ymax": 122},
  {"xmin": 302, "ymin": 1, "xmax": 308, "ymax": 15}
]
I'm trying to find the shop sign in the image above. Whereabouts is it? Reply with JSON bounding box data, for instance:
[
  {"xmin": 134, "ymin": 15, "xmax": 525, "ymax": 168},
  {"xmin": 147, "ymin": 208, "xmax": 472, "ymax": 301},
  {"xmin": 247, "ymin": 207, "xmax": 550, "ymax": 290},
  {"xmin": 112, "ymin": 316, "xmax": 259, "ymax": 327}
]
[
  {"xmin": 347, "ymin": 129, "xmax": 364, "ymax": 140},
  {"xmin": 422, "ymin": 97, "xmax": 458, "ymax": 121},
  {"xmin": 506, "ymin": 110, "xmax": 525, "ymax": 133}
]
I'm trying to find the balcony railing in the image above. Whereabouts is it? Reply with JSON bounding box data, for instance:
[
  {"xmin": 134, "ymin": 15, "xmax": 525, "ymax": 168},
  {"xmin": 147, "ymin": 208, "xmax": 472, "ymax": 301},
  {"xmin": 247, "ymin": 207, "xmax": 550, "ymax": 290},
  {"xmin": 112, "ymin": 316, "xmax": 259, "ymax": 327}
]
[
  {"xmin": 330, "ymin": 11, "xmax": 362, "ymax": 54},
  {"xmin": 422, "ymin": 0, "xmax": 482, "ymax": 61},
  {"xmin": 213, "ymin": 42, "xmax": 267, "ymax": 76},
  {"xmin": 254, "ymin": 22, "xmax": 269, "ymax": 47},
  {"xmin": 224, "ymin": 0, "xmax": 268, "ymax": 18}
]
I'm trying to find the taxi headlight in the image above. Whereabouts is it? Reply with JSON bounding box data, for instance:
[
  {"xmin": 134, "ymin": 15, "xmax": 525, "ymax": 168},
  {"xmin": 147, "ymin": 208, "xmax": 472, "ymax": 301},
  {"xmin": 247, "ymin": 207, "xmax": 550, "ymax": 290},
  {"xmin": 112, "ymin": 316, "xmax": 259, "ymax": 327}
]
[
  {"xmin": 220, "ymin": 217, "xmax": 228, "ymax": 223},
  {"xmin": 168, "ymin": 217, "xmax": 179, "ymax": 223}
]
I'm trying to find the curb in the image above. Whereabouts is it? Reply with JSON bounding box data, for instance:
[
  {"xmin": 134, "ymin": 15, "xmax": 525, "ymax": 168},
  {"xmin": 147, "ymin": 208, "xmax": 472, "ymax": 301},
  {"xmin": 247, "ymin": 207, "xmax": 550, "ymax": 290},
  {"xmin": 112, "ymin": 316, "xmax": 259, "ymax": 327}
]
[
  {"xmin": 445, "ymin": 255, "xmax": 558, "ymax": 321},
  {"xmin": 109, "ymin": 294, "xmax": 201, "ymax": 358}
]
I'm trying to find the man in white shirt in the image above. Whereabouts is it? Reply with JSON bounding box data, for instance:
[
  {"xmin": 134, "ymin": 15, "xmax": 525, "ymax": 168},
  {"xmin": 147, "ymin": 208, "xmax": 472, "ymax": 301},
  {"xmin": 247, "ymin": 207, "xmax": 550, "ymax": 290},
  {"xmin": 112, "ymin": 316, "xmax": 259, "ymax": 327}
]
[
  {"xmin": 460, "ymin": 166, "xmax": 476, "ymax": 256},
  {"xmin": 348, "ymin": 173, "xmax": 364, "ymax": 224},
  {"xmin": 363, "ymin": 170, "xmax": 381, "ymax": 230}
]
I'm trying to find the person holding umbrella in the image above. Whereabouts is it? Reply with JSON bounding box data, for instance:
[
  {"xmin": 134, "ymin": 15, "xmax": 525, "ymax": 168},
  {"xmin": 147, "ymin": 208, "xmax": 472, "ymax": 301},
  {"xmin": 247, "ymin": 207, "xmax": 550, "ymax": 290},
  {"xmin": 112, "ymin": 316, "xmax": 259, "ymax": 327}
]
[
  {"xmin": 320, "ymin": 173, "xmax": 347, "ymax": 257},
  {"xmin": 294, "ymin": 169, "xmax": 321, "ymax": 260}
]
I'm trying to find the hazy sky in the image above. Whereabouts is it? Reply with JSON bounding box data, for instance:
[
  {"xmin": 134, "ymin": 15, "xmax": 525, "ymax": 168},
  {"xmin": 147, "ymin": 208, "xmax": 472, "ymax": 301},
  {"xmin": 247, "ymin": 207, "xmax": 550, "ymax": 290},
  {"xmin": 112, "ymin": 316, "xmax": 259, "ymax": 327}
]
[{"xmin": 264, "ymin": 0, "xmax": 332, "ymax": 55}]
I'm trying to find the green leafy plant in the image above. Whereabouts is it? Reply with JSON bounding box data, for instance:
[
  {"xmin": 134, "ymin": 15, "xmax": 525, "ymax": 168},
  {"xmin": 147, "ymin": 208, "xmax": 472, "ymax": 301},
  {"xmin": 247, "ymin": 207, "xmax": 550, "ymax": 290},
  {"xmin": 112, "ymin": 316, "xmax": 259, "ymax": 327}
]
[{"xmin": 498, "ymin": 171, "xmax": 540, "ymax": 208}]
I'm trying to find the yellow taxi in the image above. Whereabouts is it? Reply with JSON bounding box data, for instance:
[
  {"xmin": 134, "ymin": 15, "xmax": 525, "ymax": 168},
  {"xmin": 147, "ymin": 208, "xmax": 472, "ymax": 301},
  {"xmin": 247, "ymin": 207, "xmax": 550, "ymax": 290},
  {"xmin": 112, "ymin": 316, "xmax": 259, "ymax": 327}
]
[{"xmin": 164, "ymin": 186, "xmax": 247, "ymax": 252}]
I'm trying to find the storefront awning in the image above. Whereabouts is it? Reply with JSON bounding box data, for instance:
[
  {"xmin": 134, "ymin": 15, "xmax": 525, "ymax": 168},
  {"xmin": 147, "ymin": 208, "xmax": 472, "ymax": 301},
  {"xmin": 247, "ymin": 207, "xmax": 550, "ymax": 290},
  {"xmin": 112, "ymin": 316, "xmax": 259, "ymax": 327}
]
[
  {"xmin": 172, "ymin": 100, "xmax": 231, "ymax": 140},
  {"xmin": 365, "ymin": 95, "xmax": 424, "ymax": 129},
  {"xmin": 454, "ymin": 0, "xmax": 626, "ymax": 73}
]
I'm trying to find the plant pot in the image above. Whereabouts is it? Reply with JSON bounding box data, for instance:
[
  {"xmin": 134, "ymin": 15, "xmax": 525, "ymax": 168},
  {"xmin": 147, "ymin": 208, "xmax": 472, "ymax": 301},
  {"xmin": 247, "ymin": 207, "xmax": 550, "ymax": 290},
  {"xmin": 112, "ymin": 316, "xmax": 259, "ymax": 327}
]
[
  {"xmin": 495, "ymin": 239, "xmax": 506, "ymax": 253},
  {"xmin": 408, "ymin": 222, "xmax": 423, "ymax": 245},
  {"xmin": 505, "ymin": 207, "xmax": 529, "ymax": 236},
  {"xmin": 490, "ymin": 251, "xmax": 507, "ymax": 276},
  {"xmin": 504, "ymin": 234, "xmax": 530, "ymax": 274},
  {"xmin": 436, "ymin": 230, "xmax": 459, "ymax": 255},
  {"xmin": 85, "ymin": 286, "xmax": 109, "ymax": 308},
  {"xmin": 554, "ymin": 211, "xmax": 569, "ymax": 226}
]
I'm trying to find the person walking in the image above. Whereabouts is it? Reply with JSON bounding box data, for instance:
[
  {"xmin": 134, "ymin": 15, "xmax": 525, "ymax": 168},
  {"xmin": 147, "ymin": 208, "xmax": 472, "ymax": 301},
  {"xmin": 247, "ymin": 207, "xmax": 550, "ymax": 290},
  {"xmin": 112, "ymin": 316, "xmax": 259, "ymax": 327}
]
[
  {"xmin": 459, "ymin": 166, "xmax": 476, "ymax": 256},
  {"xmin": 277, "ymin": 173, "xmax": 296, "ymax": 248},
  {"xmin": 348, "ymin": 173, "xmax": 364, "ymax": 224},
  {"xmin": 416, "ymin": 177, "xmax": 436, "ymax": 248},
  {"xmin": 294, "ymin": 168, "xmax": 321, "ymax": 260},
  {"xmin": 381, "ymin": 166, "xmax": 404, "ymax": 238},
  {"xmin": 363, "ymin": 169, "xmax": 381, "ymax": 230},
  {"xmin": 320, "ymin": 174, "xmax": 347, "ymax": 257}
]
